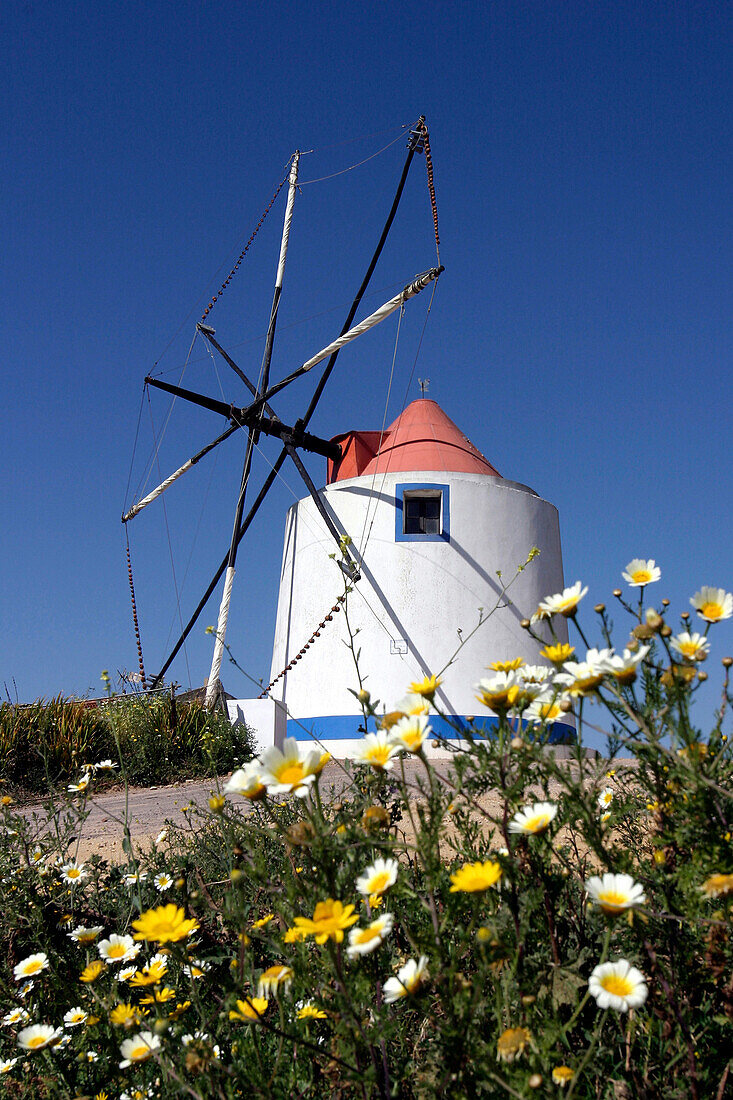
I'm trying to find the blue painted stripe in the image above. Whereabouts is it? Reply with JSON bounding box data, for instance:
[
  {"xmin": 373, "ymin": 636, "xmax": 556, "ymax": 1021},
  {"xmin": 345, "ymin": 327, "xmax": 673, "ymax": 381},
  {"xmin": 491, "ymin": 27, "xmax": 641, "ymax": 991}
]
[{"xmin": 288, "ymin": 714, "xmax": 575, "ymax": 744}]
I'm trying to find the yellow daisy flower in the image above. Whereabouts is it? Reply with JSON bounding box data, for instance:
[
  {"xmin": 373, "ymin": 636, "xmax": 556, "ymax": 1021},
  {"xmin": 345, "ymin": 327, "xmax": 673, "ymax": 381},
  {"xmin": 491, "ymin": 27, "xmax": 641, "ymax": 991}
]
[
  {"xmin": 132, "ymin": 904, "xmax": 199, "ymax": 944},
  {"xmin": 449, "ymin": 860, "xmax": 502, "ymax": 893}
]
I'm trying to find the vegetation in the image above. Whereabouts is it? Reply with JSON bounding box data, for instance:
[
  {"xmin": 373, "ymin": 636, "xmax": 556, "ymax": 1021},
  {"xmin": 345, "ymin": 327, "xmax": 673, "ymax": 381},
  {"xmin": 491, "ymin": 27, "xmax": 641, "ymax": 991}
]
[
  {"xmin": 0, "ymin": 692, "xmax": 256, "ymax": 792},
  {"xmin": 0, "ymin": 565, "xmax": 731, "ymax": 1098}
]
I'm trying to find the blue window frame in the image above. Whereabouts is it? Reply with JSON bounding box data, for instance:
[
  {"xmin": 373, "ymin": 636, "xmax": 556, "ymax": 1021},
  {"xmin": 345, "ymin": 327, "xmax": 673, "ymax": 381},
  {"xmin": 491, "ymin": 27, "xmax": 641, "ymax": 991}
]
[{"xmin": 395, "ymin": 483, "xmax": 450, "ymax": 542}]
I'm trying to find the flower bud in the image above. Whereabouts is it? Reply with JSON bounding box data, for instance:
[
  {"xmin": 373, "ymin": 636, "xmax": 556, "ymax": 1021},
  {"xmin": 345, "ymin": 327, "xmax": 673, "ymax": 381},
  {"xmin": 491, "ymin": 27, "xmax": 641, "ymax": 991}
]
[
  {"xmin": 361, "ymin": 805, "xmax": 390, "ymax": 831},
  {"xmin": 594, "ymin": 603, "xmax": 605, "ymax": 614},
  {"xmin": 229, "ymin": 869, "xmax": 244, "ymax": 884},
  {"xmin": 722, "ymin": 656, "xmax": 733, "ymax": 668}
]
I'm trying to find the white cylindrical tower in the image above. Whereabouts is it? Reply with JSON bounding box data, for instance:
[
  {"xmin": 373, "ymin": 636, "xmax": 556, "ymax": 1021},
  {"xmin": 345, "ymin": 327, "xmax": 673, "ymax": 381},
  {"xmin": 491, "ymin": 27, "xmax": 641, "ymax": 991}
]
[{"xmin": 268, "ymin": 399, "xmax": 571, "ymax": 753}]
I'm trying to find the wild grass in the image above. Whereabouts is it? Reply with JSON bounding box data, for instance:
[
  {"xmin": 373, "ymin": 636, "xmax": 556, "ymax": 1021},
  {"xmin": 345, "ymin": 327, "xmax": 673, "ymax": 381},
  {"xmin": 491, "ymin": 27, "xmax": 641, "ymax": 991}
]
[{"xmin": 0, "ymin": 693, "xmax": 256, "ymax": 793}]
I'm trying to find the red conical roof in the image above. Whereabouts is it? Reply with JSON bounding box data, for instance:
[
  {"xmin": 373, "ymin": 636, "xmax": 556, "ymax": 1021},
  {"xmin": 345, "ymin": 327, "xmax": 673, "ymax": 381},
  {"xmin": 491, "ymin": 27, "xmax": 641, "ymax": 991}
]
[{"xmin": 328, "ymin": 399, "xmax": 501, "ymax": 483}]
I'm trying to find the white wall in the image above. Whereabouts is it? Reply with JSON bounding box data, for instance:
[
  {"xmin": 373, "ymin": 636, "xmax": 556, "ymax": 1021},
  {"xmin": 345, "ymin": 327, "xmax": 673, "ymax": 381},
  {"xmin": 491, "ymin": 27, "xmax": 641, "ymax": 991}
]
[{"xmin": 268, "ymin": 471, "xmax": 568, "ymax": 735}]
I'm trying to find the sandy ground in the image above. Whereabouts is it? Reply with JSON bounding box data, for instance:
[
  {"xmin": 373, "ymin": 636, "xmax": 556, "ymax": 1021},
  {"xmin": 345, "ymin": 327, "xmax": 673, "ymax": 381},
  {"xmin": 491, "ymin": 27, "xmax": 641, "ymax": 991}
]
[{"xmin": 17, "ymin": 747, "xmax": 626, "ymax": 863}]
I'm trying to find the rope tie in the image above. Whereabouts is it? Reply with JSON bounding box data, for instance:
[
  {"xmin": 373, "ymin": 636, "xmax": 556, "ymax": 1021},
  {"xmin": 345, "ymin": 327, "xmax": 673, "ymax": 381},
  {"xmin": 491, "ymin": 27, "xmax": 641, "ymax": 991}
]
[
  {"xmin": 125, "ymin": 535, "xmax": 147, "ymax": 688},
  {"xmin": 419, "ymin": 121, "xmax": 440, "ymax": 260},
  {"xmin": 200, "ymin": 171, "xmax": 290, "ymax": 321},
  {"xmin": 258, "ymin": 594, "xmax": 347, "ymax": 698}
]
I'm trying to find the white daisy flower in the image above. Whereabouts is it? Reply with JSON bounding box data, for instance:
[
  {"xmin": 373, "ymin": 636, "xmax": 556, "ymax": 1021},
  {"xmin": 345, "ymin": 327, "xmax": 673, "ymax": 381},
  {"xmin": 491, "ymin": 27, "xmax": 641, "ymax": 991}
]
[
  {"xmin": 519, "ymin": 664, "xmax": 553, "ymax": 685},
  {"xmin": 154, "ymin": 873, "xmax": 174, "ymax": 893},
  {"xmin": 95, "ymin": 759, "xmax": 118, "ymax": 770},
  {"xmin": 394, "ymin": 693, "xmax": 432, "ymax": 716},
  {"xmin": 0, "ymin": 1058, "xmax": 18, "ymax": 1072},
  {"xmin": 585, "ymin": 873, "xmax": 646, "ymax": 915},
  {"xmin": 524, "ymin": 691, "xmax": 566, "ymax": 725},
  {"xmin": 182, "ymin": 959, "xmax": 211, "ymax": 979},
  {"xmin": 508, "ymin": 801, "xmax": 558, "ymax": 836},
  {"xmin": 691, "ymin": 587, "xmax": 733, "ymax": 623},
  {"xmin": 622, "ymin": 559, "xmax": 661, "ymax": 587},
  {"xmin": 474, "ymin": 671, "xmax": 522, "ymax": 712},
  {"xmin": 257, "ymin": 738, "xmax": 326, "ymax": 798},
  {"xmin": 2, "ymin": 1007, "xmax": 30, "ymax": 1027},
  {"xmin": 60, "ymin": 862, "xmax": 87, "ymax": 884},
  {"xmin": 63, "ymin": 1007, "xmax": 88, "ymax": 1028},
  {"xmin": 538, "ymin": 581, "xmax": 588, "ymax": 618},
  {"xmin": 347, "ymin": 913, "xmax": 394, "ymax": 957},
  {"xmin": 123, "ymin": 870, "xmax": 148, "ymax": 887},
  {"xmin": 257, "ymin": 964, "xmax": 294, "ymax": 998},
  {"xmin": 383, "ymin": 955, "xmax": 429, "ymax": 1003},
  {"xmin": 356, "ymin": 857, "xmax": 399, "ymax": 897},
  {"xmin": 588, "ymin": 959, "xmax": 648, "ymax": 1012},
  {"xmin": 98, "ymin": 934, "xmax": 140, "ymax": 965},
  {"xmin": 608, "ymin": 646, "xmax": 650, "ymax": 685},
  {"xmin": 554, "ymin": 649, "xmax": 614, "ymax": 697},
  {"xmin": 224, "ymin": 761, "xmax": 266, "ymax": 800},
  {"xmin": 17, "ymin": 981, "xmax": 34, "ymax": 999},
  {"xmin": 597, "ymin": 787, "xmax": 614, "ymax": 810},
  {"xmin": 119, "ymin": 1030, "xmax": 161, "ymax": 1068},
  {"xmin": 670, "ymin": 632, "xmax": 710, "ymax": 662},
  {"xmin": 155, "ymin": 829, "xmax": 168, "ymax": 845},
  {"xmin": 388, "ymin": 714, "xmax": 431, "ymax": 754},
  {"xmin": 68, "ymin": 774, "xmax": 91, "ymax": 793},
  {"xmin": 13, "ymin": 952, "xmax": 49, "ymax": 981},
  {"xmin": 117, "ymin": 965, "xmax": 138, "ymax": 983},
  {"xmin": 68, "ymin": 925, "xmax": 104, "ymax": 945},
  {"xmin": 17, "ymin": 1023, "xmax": 61, "ymax": 1051},
  {"xmin": 351, "ymin": 731, "xmax": 403, "ymax": 771}
]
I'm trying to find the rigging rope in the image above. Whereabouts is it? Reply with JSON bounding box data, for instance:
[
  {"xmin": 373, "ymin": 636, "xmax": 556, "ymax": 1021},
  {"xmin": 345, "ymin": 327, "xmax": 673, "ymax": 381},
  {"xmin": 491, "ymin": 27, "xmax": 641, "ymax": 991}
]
[
  {"xmin": 131, "ymin": 329, "xmax": 198, "ymax": 507},
  {"xmin": 200, "ymin": 170, "xmax": 290, "ymax": 322},
  {"xmin": 125, "ymin": 531, "xmax": 147, "ymax": 687},
  {"xmin": 355, "ymin": 303, "xmax": 404, "ymax": 556},
  {"xmin": 418, "ymin": 120, "xmax": 441, "ymax": 262},
  {"xmin": 299, "ymin": 130, "xmax": 409, "ymax": 186}
]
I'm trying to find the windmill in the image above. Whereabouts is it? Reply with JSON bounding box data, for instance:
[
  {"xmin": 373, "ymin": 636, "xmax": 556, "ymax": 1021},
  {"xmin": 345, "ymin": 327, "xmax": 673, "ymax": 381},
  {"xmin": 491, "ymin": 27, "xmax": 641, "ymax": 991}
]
[{"xmin": 122, "ymin": 117, "xmax": 442, "ymax": 708}]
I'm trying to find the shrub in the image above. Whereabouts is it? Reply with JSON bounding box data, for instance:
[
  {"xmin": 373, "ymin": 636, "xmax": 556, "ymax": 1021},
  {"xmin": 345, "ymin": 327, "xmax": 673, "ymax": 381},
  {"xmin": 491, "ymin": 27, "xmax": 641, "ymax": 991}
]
[
  {"xmin": 0, "ymin": 693, "xmax": 256, "ymax": 793},
  {"xmin": 0, "ymin": 567, "xmax": 730, "ymax": 1098}
]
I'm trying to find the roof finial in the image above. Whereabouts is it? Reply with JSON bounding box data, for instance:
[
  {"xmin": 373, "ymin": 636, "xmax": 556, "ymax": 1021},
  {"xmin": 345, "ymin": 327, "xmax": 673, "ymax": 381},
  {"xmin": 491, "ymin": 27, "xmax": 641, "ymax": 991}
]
[{"xmin": 418, "ymin": 377, "xmax": 430, "ymax": 398}]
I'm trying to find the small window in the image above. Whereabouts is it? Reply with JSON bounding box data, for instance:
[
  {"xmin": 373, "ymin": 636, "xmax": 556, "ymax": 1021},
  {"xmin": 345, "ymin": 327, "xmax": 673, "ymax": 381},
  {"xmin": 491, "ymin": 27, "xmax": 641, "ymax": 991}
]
[
  {"xmin": 403, "ymin": 492, "xmax": 442, "ymax": 535},
  {"xmin": 395, "ymin": 483, "xmax": 450, "ymax": 542}
]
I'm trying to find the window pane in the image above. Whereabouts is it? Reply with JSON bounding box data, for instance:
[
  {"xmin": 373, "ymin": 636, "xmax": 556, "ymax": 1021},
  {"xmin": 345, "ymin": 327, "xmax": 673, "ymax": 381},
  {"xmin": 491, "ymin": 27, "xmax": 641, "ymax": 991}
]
[{"xmin": 403, "ymin": 493, "xmax": 441, "ymax": 535}]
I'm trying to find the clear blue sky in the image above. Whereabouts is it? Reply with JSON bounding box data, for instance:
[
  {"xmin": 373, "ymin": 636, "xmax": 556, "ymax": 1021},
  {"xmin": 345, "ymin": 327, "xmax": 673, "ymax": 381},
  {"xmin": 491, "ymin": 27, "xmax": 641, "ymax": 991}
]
[{"xmin": 2, "ymin": 1, "xmax": 731, "ymax": 720}]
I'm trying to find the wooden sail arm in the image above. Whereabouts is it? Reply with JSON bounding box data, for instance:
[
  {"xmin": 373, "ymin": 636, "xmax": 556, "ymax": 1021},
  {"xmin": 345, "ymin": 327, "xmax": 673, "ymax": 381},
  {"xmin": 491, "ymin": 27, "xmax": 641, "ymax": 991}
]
[
  {"xmin": 121, "ymin": 423, "xmax": 239, "ymax": 523},
  {"xmin": 233, "ymin": 264, "xmax": 445, "ymax": 417},
  {"xmin": 284, "ymin": 442, "xmax": 360, "ymax": 578},
  {"xmin": 143, "ymin": 376, "xmax": 341, "ymax": 461},
  {"xmin": 300, "ymin": 265, "xmax": 444, "ymax": 373}
]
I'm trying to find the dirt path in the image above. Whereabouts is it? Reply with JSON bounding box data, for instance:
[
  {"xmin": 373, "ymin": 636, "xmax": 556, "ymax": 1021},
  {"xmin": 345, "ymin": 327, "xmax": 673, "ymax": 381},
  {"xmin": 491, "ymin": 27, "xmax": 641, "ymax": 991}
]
[{"xmin": 21, "ymin": 748, "xmax": 621, "ymax": 862}]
